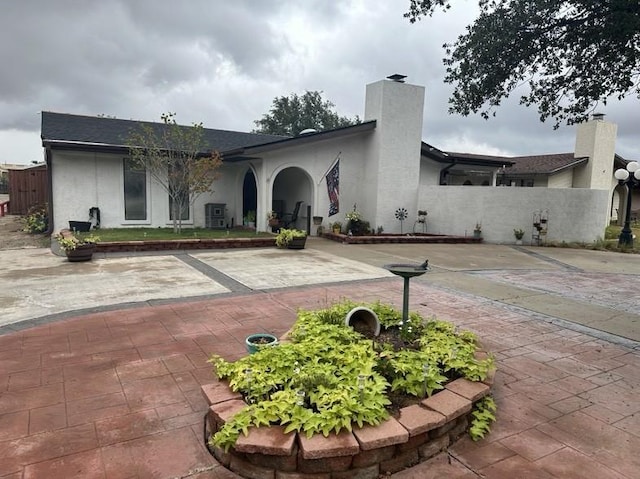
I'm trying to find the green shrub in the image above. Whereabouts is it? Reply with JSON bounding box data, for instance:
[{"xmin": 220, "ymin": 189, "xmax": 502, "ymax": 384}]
[{"xmin": 22, "ymin": 203, "xmax": 49, "ymax": 234}]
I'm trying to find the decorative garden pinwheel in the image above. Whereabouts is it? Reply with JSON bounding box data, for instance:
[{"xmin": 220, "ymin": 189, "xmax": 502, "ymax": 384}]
[{"xmin": 395, "ymin": 208, "xmax": 408, "ymax": 234}]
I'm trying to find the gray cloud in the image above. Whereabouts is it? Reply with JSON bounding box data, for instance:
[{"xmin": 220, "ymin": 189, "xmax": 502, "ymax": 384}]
[{"xmin": 1, "ymin": 0, "xmax": 638, "ymax": 163}]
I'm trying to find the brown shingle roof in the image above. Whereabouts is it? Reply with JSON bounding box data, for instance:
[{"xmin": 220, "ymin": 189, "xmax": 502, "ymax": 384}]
[{"xmin": 506, "ymin": 153, "xmax": 588, "ymax": 174}]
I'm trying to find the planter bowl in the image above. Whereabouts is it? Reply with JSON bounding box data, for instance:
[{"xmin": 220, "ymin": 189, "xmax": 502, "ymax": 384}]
[
  {"xmin": 287, "ymin": 236, "xmax": 307, "ymax": 249},
  {"xmin": 245, "ymin": 333, "xmax": 279, "ymax": 354},
  {"xmin": 65, "ymin": 244, "xmax": 96, "ymax": 262},
  {"xmin": 69, "ymin": 221, "xmax": 92, "ymax": 232}
]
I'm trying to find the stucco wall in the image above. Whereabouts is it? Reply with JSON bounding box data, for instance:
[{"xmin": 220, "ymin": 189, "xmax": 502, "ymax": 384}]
[
  {"xmin": 258, "ymin": 133, "xmax": 371, "ymax": 231},
  {"xmin": 547, "ymin": 169, "xmax": 573, "ymax": 188},
  {"xmin": 573, "ymin": 120, "xmax": 617, "ymax": 189},
  {"xmin": 364, "ymin": 80, "xmax": 424, "ymax": 232},
  {"xmin": 418, "ymin": 185, "xmax": 609, "ymax": 244},
  {"xmin": 51, "ymin": 150, "xmax": 238, "ymax": 231}
]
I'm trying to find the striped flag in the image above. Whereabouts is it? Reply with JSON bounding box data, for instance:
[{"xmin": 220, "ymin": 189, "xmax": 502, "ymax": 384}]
[{"xmin": 326, "ymin": 159, "xmax": 339, "ymax": 216}]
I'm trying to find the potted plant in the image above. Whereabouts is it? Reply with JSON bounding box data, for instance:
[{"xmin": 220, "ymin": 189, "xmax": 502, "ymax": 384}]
[
  {"xmin": 473, "ymin": 223, "xmax": 482, "ymax": 239},
  {"xmin": 275, "ymin": 228, "xmax": 307, "ymax": 249},
  {"xmin": 245, "ymin": 210, "xmax": 256, "ymax": 228},
  {"xmin": 55, "ymin": 232, "xmax": 100, "ymax": 262},
  {"xmin": 513, "ymin": 228, "xmax": 525, "ymax": 245},
  {"xmin": 245, "ymin": 333, "xmax": 278, "ymax": 354},
  {"xmin": 345, "ymin": 205, "xmax": 368, "ymax": 235},
  {"xmin": 331, "ymin": 221, "xmax": 342, "ymax": 234}
]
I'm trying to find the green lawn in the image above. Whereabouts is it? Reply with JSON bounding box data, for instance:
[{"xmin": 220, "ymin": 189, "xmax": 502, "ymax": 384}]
[{"xmin": 88, "ymin": 227, "xmax": 274, "ymax": 242}]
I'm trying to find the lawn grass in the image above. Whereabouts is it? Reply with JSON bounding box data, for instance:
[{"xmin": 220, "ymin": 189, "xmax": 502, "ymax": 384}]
[{"xmin": 89, "ymin": 227, "xmax": 274, "ymax": 242}]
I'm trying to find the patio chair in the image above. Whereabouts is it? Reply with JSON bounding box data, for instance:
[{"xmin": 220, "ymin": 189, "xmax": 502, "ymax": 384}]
[{"xmin": 281, "ymin": 201, "xmax": 303, "ymax": 228}]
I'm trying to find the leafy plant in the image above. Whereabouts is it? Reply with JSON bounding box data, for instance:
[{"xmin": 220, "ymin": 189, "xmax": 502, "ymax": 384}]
[
  {"xmin": 22, "ymin": 203, "xmax": 49, "ymax": 234},
  {"xmin": 469, "ymin": 396, "xmax": 497, "ymax": 441},
  {"xmin": 275, "ymin": 228, "xmax": 306, "ymax": 247},
  {"xmin": 55, "ymin": 232, "xmax": 100, "ymax": 252},
  {"xmin": 513, "ymin": 228, "xmax": 524, "ymax": 240},
  {"xmin": 245, "ymin": 210, "xmax": 256, "ymax": 222},
  {"xmin": 345, "ymin": 208, "xmax": 362, "ymax": 222},
  {"xmin": 208, "ymin": 300, "xmax": 495, "ymax": 451}
]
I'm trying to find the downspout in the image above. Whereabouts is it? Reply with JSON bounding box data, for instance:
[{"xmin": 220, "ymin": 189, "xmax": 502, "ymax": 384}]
[
  {"xmin": 45, "ymin": 146, "xmax": 54, "ymax": 235},
  {"xmin": 439, "ymin": 163, "xmax": 455, "ymax": 185}
]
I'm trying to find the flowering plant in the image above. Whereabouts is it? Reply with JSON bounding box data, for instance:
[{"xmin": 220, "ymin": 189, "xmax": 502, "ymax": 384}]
[{"xmin": 345, "ymin": 206, "xmax": 361, "ymax": 222}]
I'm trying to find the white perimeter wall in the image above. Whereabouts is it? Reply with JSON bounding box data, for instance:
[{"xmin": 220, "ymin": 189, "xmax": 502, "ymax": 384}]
[{"xmin": 418, "ymin": 185, "xmax": 610, "ymax": 244}]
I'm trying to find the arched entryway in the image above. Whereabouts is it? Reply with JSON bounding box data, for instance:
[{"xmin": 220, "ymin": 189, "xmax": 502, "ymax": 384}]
[
  {"xmin": 242, "ymin": 170, "xmax": 257, "ymax": 225},
  {"xmin": 271, "ymin": 167, "xmax": 313, "ymax": 231}
]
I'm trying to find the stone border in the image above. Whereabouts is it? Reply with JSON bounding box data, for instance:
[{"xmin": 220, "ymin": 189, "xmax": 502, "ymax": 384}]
[
  {"xmin": 322, "ymin": 232, "xmax": 482, "ymax": 245},
  {"xmin": 96, "ymin": 237, "xmax": 276, "ymax": 253},
  {"xmin": 201, "ymin": 371, "xmax": 493, "ymax": 478}
]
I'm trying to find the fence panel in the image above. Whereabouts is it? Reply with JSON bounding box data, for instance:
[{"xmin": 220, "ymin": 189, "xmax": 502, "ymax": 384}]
[{"xmin": 8, "ymin": 167, "xmax": 48, "ymax": 215}]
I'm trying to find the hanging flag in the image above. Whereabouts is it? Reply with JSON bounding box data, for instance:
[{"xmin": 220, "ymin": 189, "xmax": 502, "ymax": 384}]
[{"xmin": 326, "ymin": 159, "xmax": 339, "ymax": 217}]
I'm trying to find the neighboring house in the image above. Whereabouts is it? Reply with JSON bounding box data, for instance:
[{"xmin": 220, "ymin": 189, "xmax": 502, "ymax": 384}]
[{"xmin": 42, "ymin": 76, "xmax": 634, "ymax": 244}]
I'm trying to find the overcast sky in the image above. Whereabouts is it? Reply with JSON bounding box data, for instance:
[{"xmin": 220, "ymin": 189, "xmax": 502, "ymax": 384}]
[{"xmin": 2, "ymin": 0, "xmax": 638, "ymax": 165}]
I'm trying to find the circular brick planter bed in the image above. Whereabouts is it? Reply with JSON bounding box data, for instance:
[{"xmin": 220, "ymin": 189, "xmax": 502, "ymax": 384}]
[{"xmin": 201, "ymin": 372, "xmax": 493, "ymax": 478}]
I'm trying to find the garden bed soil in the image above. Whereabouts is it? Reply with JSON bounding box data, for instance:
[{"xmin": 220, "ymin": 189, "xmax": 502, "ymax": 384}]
[{"xmin": 0, "ymin": 214, "xmax": 50, "ymax": 250}]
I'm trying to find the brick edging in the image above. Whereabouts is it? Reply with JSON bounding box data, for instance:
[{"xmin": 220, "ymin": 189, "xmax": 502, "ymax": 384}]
[{"xmin": 201, "ymin": 374, "xmax": 492, "ymax": 478}]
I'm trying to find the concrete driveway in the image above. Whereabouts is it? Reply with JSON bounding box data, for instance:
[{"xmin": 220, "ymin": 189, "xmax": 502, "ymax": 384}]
[{"xmin": 1, "ymin": 240, "xmax": 639, "ymax": 343}]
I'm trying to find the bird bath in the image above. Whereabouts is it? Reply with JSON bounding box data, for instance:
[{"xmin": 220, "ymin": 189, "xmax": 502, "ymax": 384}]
[{"xmin": 384, "ymin": 261, "xmax": 430, "ymax": 328}]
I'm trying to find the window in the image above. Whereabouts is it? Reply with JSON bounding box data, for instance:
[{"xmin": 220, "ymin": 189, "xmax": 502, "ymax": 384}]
[{"xmin": 123, "ymin": 159, "xmax": 147, "ymax": 220}]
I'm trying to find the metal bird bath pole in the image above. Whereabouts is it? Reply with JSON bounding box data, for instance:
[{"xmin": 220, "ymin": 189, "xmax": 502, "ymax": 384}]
[{"xmin": 383, "ymin": 261, "xmax": 429, "ymax": 329}]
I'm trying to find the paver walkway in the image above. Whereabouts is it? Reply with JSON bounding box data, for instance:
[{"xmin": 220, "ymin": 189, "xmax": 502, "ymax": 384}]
[{"xmin": 1, "ymin": 274, "xmax": 639, "ymax": 478}]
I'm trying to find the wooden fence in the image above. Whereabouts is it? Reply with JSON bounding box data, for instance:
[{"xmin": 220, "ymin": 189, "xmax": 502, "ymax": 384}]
[{"xmin": 8, "ymin": 166, "xmax": 48, "ymax": 215}]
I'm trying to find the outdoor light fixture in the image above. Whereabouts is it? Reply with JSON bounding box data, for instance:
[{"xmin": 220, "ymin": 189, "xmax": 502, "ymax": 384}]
[{"xmin": 614, "ymin": 161, "xmax": 640, "ymax": 247}]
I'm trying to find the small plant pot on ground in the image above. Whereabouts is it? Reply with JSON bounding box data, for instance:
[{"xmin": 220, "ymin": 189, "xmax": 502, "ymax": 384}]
[{"xmin": 245, "ymin": 333, "xmax": 279, "ymax": 354}]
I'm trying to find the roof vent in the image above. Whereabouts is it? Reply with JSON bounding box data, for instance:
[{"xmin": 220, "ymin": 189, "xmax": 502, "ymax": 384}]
[
  {"xmin": 592, "ymin": 113, "xmax": 605, "ymax": 121},
  {"xmin": 387, "ymin": 74, "xmax": 407, "ymax": 83},
  {"xmin": 299, "ymin": 128, "xmax": 318, "ymax": 135}
]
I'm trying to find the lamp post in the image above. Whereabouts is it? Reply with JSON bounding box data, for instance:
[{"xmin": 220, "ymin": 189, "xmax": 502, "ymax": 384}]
[{"xmin": 614, "ymin": 161, "xmax": 640, "ymax": 247}]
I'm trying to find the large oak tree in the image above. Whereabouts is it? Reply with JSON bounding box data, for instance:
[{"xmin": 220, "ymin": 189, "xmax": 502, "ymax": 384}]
[
  {"xmin": 406, "ymin": 0, "xmax": 640, "ymax": 127},
  {"xmin": 254, "ymin": 91, "xmax": 360, "ymax": 136}
]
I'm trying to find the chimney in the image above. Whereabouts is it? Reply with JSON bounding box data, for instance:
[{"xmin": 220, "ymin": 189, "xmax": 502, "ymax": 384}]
[
  {"xmin": 573, "ymin": 115, "xmax": 617, "ymax": 189},
  {"xmin": 363, "ymin": 77, "xmax": 425, "ymax": 232}
]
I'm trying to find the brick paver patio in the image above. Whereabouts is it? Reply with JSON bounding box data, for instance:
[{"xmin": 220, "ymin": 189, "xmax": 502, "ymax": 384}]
[{"xmin": 1, "ymin": 278, "xmax": 639, "ymax": 478}]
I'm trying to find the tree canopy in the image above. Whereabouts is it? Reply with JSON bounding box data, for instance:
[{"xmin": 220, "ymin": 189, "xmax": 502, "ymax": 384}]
[
  {"xmin": 253, "ymin": 91, "xmax": 360, "ymax": 136},
  {"xmin": 128, "ymin": 113, "xmax": 222, "ymax": 233},
  {"xmin": 406, "ymin": 0, "xmax": 640, "ymax": 127}
]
